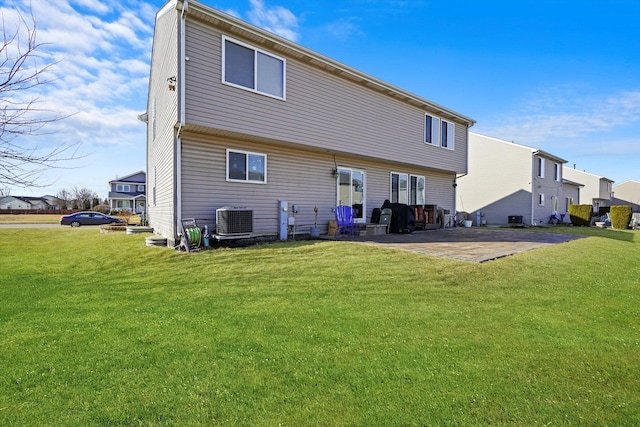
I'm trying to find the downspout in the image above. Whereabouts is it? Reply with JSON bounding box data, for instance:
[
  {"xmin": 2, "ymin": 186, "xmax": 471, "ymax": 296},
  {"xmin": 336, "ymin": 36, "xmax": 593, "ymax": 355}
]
[
  {"xmin": 453, "ymin": 172, "xmax": 467, "ymax": 225},
  {"xmin": 175, "ymin": 0, "xmax": 188, "ymax": 239}
]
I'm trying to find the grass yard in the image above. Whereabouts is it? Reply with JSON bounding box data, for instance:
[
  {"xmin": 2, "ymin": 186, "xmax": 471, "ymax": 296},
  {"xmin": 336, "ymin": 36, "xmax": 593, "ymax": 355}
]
[{"xmin": 1, "ymin": 227, "xmax": 639, "ymax": 425}]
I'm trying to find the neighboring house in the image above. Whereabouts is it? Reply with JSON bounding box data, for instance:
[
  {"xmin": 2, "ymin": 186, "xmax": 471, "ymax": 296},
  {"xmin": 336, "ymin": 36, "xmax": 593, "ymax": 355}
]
[
  {"xmin": 0, "ymin": 196, "xmax": 57, "ymax": 210},
  {"xmin": 612, "ymin": 180, "xmax": 640, "ymax": 211},
  {"xmin": 42, "ymin": 195, "xmax": 61, "ymax": 210},
  {"xmin": 562, "ymin": 167, "xmax": 614, "ymax": 213},
  {"xmin": 108, "ymin": 171, "xmax": 147, "ymax": 214},
  {"xmin": 456, "ymin": 132, "xmax": 576, "ymax": 226},
  {"xmin": 142, "ymin": 1, "xmax": 475, "ymax": 246}
]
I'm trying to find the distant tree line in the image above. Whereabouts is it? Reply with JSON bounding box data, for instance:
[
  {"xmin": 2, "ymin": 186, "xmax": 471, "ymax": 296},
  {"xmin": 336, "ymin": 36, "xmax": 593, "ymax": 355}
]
[{"xmin": 55, "ymin": 187, "xmax": 106, "ymax": 211}]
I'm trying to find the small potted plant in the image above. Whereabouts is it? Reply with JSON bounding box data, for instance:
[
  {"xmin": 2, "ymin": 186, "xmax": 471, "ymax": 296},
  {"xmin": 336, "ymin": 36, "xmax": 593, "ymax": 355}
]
[{"xmin": 310, "ymin": 206, "xmax": 320, "ymax": 238}]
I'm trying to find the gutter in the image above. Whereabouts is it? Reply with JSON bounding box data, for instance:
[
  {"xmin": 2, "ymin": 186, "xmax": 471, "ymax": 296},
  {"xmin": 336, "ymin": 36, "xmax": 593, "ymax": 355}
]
[{"xmin": 175, "ymin": 0, "xmax": 189, "ymax": 238}]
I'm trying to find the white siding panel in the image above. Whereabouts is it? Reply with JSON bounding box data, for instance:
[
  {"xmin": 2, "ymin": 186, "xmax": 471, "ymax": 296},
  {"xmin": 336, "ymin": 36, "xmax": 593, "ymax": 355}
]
[{"xmin": 147, "ymin": 8, "xmax": 179, "ymax": 243}]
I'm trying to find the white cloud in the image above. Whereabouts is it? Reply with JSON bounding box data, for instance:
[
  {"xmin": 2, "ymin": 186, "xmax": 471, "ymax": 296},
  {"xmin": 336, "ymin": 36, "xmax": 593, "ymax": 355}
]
[
  {"xmin": 325, "ymin": 17, "xmax": 362, "ymax": 41},
  {"xmin": 478, "ymin": 87, "xmax": 640, "ymax": 147},
  {"xmin": 247, "ymin": 0, "xmax": 299, "ymax": 42}
]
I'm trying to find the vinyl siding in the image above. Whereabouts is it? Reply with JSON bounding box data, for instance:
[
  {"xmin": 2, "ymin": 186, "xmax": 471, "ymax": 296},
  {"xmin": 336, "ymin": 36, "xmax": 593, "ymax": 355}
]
[
  {"xmin": 457, "ymin": 133, "xmax": 533, "ymax": 225},
  {"xmin": 180, "ymin": 133, "xmax": 457, "ymax": 235},
  {"xmin": 531, "ymin": 156, "xmax": 565, "ymax": 224},
  {"xmin": 183, "ymin": 18, "xmax": 468, "ymax": 175},
  {"xmin": 563, "ymin": 167, "xmax": 613, "ymax": 209},
  {"xmin": 147, "ymin": 6, "xmax": 180, "ymax": 243},
  {"xmin": 613, "ymin": 181, "xmax": 640, "ymax": 205}
]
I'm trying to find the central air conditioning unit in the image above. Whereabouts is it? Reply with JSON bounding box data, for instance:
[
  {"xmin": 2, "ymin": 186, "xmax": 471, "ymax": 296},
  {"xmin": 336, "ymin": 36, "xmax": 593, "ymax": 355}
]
[{"xmin": 216, "ymin": 207, "xmax": 253, "ymax": 236}]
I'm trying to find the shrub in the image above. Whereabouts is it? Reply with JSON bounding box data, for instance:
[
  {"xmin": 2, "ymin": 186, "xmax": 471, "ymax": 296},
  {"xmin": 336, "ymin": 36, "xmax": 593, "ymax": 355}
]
[
  {"xmin": 568, "ymin": 204, "xmax": 593, "ymax": 226},
  {"xmin": 117, "ymin": 210, "xmax": 134, "ymax": 225},
  {"xmin": 92, "ymin": 204, "xmax": 110, "ymax": 214},
  {"xmin": 610, "ymin": 205, "xmax": 633, "ymax": 230}
]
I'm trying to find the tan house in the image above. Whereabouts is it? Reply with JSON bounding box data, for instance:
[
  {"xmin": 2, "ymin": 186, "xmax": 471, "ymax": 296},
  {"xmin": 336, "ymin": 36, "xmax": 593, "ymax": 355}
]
[
  {"xmin": 562, "ymin": 167, "xmax": 614, "ymax": 214},
  {"xmin": 612, "ymin": 180, "xmax": 640, "ymax": 211},
  {"xmin": 456, "ymin": 132, "xmax": 578, "ymax": 226},
  {"xmin": 142, "ymin": 0, "xmax": 475, "ymax": 246}
]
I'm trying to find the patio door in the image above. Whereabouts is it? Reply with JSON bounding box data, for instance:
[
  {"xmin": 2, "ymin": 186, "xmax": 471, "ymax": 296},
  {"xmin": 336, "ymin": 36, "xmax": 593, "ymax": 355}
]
[{"xmin": 337, "ymin": 167, "xmax": 365, "ymax": 222}]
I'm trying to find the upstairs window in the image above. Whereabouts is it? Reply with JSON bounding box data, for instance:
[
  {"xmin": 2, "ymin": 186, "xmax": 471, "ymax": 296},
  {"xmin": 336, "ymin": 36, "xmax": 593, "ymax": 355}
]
[
  {"xmin": 537, "ymin": 157, "xmax": 545, "ymax": 178},
  {"xmin": 116, "ymin": 184, "xmax": 131, "ymax": 192},
  {"xmin": 227, "ymin": 149, "xmax": 267, "ymax": 183},
  {"xmin": 425, "ymin": 114, "xmax": 454, "ymax": 149},
  {"xmin": 554, "ymin": 163, "xmax": 561, "ymax": 181},
  {"xmin": 137, "ymin": 185, "xmax": 145, "ymax": 192},
  {"xmin": 222, "ymin": 36, "xmax": 285, "ymax": 99}
]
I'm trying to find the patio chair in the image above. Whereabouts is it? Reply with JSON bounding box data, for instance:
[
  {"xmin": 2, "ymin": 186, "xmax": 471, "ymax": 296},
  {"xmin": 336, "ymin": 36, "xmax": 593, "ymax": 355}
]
[
  {"xmin": 379, "ymin": 208, "xmax": 392, "ymax": 234},
  {"xmin": 335, "ymin": 205, "xmax": 357, "ymax": 236}
]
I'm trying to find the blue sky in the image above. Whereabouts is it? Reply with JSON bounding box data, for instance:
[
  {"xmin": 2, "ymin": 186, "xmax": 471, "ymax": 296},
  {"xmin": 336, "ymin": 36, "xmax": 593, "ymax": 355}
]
[{"xmin": 3, "ymin": 0, "xmax": 639, "ymax": 198}]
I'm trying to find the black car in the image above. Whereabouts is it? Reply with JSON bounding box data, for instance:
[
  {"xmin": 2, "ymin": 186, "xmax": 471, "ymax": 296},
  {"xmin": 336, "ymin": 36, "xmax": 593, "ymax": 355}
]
[{"xmin": 60, "ymin": 212, "xmax": 126, "ymax": 227}]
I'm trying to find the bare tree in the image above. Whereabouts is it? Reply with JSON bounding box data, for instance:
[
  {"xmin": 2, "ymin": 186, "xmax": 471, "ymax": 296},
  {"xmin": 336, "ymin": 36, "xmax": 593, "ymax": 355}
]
[
  {"xmin": 72, "ymin": 186, "xmax": 97, "ymax": 210},
  {"xmin": 0, "ymin": 185, "xmax": 10, "ymax": 196},
  {"xmin": 0, "ymin": 5, "xmax": 78, "ymax": 188},
  {"xmin": 55, "ymin": 188, "xmax": 71, "ymax": 209}
]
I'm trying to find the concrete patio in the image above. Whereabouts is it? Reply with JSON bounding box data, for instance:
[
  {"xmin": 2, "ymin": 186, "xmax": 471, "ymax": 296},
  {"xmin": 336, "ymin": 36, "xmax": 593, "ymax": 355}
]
[{"xmin": 333, "ymin": 227, "xmax": 584, "ymax": 263}]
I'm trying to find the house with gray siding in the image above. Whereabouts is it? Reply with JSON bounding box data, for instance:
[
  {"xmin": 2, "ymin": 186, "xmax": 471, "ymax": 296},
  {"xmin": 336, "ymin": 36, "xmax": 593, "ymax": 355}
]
[
  {"xmin": 457, "ymin": 132, "xmax": 579, "ymax": 226},
  {"xmin": 562, "ymin": 167, "xmax": 614, "ymax": 214},
  {"xmin": 108, "ymin": 171, "xmax": 147, "ymax": 214},
  {"xmin": 142, "ymin": 0, "xmax": 475, "ymax": 246}
]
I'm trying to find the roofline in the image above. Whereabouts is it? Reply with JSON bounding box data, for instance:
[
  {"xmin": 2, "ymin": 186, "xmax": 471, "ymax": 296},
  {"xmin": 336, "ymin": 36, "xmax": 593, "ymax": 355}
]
[
  {"xmin": 109, "ymin": 170, "xmax": 147, "ymax": 184},
  {"xmin": 563, "ymin": 166, "xmax": 614, "ymax": 183},
  {"xmin": 613, "ymin": 179, "xmax": 640, "ymax": 187},
  {"xmin": 180, "ymin": 0, "xmax": 475, "ymax": 127},
  {"xmin": 532, "ymin": 149, "xmax": 567, "ymax": 165},
  {"xmin": 470, "ymin": 132, "xmax": 567, "ymax": 163},
  {"xmin": 562, "ymin": 178, "xmax": 584, "ymax": 187}
]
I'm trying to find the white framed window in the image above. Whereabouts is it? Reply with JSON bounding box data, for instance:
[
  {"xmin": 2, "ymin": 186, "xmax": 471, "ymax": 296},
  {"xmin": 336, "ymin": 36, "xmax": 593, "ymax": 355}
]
[
  {"xmin": 116, "ymin": 184, "xmax": 131, "ymax": 192},
  {"xmin": 565, "ymin": 197, "xmax": 573, "ymax": 212},
  {"xmin": 337, "ymin": 168, "xmax": 365, "ymax": 222},
  {"xmin": 552, "ymin": 196, "xmax": 558, "ymax": 213},
  {"xmin": 226, "ymin": 149, "xmax": 267, "ymax": 183},
  {"xmin": 116, "ymin": 200, "xmax": 131, "ymax": 209},
  {"xmin": 390, "ymin": 172, "xmax": 408, "ymax": 204},
  {"xmin": 409, "ymin": 175, "xmax": 425, "ymax": 205},
  {"xmin": 425, "ymin": 114, "xmax": 454, "ymax": 150},
  {"xmin": 539, "ymin": 193, "xmax": 545, "ymax": 206},
  {"xmin": 554, "ymin": 163, "xmax": 561, "ymax": 181},
  {"xmin": 537, "ymin": 157, "xmax": 545, "ymax": 178},
  {"xmin": 137, "ymin": 185, "xmax": 145, "ymax": 192},
  {"xmin": 222, "ymin": 36, "xmax": 285, "ymax": 100}
]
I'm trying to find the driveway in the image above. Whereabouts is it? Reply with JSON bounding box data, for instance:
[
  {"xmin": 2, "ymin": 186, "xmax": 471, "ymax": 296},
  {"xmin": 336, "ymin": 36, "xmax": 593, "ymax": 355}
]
[{"xmin": 341, "ymin": 227, "xmax": 584, "ymax": 263}]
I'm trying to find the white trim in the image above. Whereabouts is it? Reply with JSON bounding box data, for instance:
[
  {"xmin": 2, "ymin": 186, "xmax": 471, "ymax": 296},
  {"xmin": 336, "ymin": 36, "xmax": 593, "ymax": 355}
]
[
  {"xmin": 226, "ymin": 148, "xmax": 268, "ymax": 184},
  {"xmin": 409, "ymin": 174, "xmax": 426, "ymax": 205},
  {"xmin": 425, "ymin": 113, "xmax": 455, "ymax": 150},
  {"xmin": 221, "ymin": 35, "xmax": 286, "ymax": 100},
  {"xmin": 337, "ymin": 167, "xmax": 366, "ymax": 223},
  {"xmin": 537, "ymin": 157, "xmax": 545, "ymax": 178},
  {"xmin": 389, "ymin": 171, "xmax": 409, "ymax": 204}
]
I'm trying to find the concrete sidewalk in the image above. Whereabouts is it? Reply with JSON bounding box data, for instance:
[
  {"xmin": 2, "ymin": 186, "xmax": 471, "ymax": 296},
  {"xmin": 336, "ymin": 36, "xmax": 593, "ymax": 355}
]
[{"xmin": 336, "ymin": 227, "xmax": 584, "ymax": 263}]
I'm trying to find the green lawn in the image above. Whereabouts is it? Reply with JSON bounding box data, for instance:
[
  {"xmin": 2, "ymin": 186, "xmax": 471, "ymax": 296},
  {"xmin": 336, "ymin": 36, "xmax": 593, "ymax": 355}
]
[{"xmin": 1, "ymin": 227, "xmax": 639, "ymax": 425}]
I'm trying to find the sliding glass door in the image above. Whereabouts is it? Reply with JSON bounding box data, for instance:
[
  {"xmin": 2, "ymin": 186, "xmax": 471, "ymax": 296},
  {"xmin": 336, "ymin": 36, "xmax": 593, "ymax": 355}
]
[{"xmin": 337, "ymin": 167, "xmax": 365, "ymax": 222}]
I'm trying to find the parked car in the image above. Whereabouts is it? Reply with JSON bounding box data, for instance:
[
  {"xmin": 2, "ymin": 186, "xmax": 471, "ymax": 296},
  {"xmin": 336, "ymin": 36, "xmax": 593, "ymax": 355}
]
[{"xmin": 60, "ymin": 212, "xmax": 126, "ymax": 227}]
